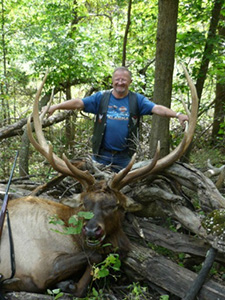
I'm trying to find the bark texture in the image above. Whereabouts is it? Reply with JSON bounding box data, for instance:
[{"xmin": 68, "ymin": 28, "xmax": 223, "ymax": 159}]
[{"xmin": 150, "ymin": 0, "xmax": 179, "ymax": 157}]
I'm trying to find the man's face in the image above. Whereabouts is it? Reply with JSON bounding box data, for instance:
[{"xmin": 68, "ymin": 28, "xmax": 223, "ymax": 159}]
[{"xmin": 112, "ymin": 70, "xmax": 132, "ymax": 96}]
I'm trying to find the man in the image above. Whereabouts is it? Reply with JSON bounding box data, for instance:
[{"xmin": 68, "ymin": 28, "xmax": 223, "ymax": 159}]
[{"xmin": 44, "ymin": 67, "xmax": 188, "ymax": 172}]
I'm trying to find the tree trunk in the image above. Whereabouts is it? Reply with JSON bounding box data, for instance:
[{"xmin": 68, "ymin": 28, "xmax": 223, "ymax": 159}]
[
  {"xmin": 19, "ymin": 127, "xmax": 30, "ymax": 177},
  {"xmin": 212, "ymin": 79, "xmax": 225, "ymax": 144},
  {"xmin": 1, "ymin": 0, "xmax": 10, "ymax": 127},
  {"xmin": 65, "ymin": 86, "xmax": 75, "ymax": 150},
  {"xmin": 149, "ymin": 0, "xmax": 179, "ymax": 158},
  {"xmin": 195, "ymin": 0, "xmax": 224, "ymax": 102},
  {"xmin": 183, "ymin": 1, "xmax": 224, "ymax": 163},
  {"xmin": 122, "ymin": 0, "xmax": 132, "ymax": 66},
  {"xmin": 212, "ymin": 13, "xmax": 225, "ymax": 144}
]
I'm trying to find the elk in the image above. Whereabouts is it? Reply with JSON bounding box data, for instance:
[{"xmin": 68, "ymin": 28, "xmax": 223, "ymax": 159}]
[{"xmin": 0, "ymin": 66, "xmax": 198, "ymax": 297}]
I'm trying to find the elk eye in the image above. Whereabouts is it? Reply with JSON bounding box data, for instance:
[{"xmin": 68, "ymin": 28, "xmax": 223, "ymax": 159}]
[
  {"xmin": 103, "ymin": 204, "xmax": 118, "ymax": 212},
  {"xmin": 83, "ymin": 200, "xmax": 92, "ymax": 210}
]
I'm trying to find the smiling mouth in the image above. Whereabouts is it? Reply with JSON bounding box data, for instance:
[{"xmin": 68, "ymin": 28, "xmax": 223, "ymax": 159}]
[{"xmin": 115, "ymin": 87, "xmax": 126, "ymax": 93}]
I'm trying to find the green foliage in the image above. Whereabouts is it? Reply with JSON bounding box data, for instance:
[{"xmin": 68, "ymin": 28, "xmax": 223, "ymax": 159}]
[
  {"xmin": 148, "ymin": 239, "xmax": 187, "ymax": 268},
  {"xmin": 202, "ymin": 209, "xmax": 225, "ymax": 238},
  {"xmin": 217, "ymin": 122, "xmax": 225, "ymax": 144},
  {"xmin": 148, "ymin": 242, "xmax": 176, "ymax": 259},
  {"xmin": 92, "ymin": 253, "xmax": 121, "ymax": 281},
  {"xmin": 160, "ymin": 296, "xmax": 169, "ymax": 300},
  {"xmin": 209, "ymin": 262, "xmax": 225, "ymax": 279},
  {"xmin": 47, "ymin": 288, "xmax": 64, "ymax": 300},
  {"xmin": 125, "ymin": 282, "xmax": 148, "ymax": 300},
  {"xmin": 1, "ymin": 1, "xmax": 225, "ymax": 298},
  {"xmin": 190, "ymin": 145, "xmax": 225, "ymax": 170},
  {"xmin": 49, "ymin": 211, "xmax": 123, "ymax": 299},
  {"xmin": 1, "ymin": 0, "xmax": 224, "ymax": 163},
  {"xmin": 1, "ymin": 0, "xmax": 224, "ymax": 96},
  {"xmin": 87, "ymin": 287, "xmax": 106, "ymax": 300},
  {"xmin": 130, "ymin": 282, "xmax": 147, "ymax": 299},
  {"xmin": 49, "ymin": 211, "xmax": 94, "ymax": 235}
]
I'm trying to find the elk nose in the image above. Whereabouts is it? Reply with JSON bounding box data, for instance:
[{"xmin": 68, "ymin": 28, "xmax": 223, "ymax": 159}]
[{"xmin": 83, "ymin": 225, "xmax": 103, "ymax": 238}]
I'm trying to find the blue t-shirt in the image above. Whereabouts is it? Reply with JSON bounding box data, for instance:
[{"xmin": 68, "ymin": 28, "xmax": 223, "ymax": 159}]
[{"xmin": 83, "ymin": 91, "xmax": 155, "ymax": 151}]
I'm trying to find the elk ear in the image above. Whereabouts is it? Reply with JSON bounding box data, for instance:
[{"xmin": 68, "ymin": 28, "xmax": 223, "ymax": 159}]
[{"xmin": 123, "ymin": 196, "xmax": 143, "ymax": 212}]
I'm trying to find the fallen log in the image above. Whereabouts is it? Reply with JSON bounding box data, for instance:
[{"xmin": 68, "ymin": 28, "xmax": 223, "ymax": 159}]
[
  {"xmin": 1, "ymin": 161, "xmax": 225, "ymax": 299},
  {"xmin": 0, "ymin": 111, "xmax": 73, "ymax": 140},
  {"xmin": 123, "ymin": 242, "xmax": 225, "ymax": 300},
  {"xmin": 124, "ymin": 215, "xmax": 225, "ymax": 264}
]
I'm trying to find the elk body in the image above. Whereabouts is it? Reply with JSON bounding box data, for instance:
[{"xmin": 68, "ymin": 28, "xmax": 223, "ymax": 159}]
[
  {"xmin": 0, "ymin": 66, "xmax": 198, "ymax": 297},
  {"xmin": 0, "ymin": 185, "xmax": 130, "ymax": 297}
]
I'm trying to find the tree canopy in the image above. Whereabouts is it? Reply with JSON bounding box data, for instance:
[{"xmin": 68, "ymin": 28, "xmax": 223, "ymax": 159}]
[
  {"xmin": 0, "ymin": 0, "xmax": 225, "ymax": 177},
  {"xmin": 1, "ymin": 1, "xmax": 225, "ymax": 299}
]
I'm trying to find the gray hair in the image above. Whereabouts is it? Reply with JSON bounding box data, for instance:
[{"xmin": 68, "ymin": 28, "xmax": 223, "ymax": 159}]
[{"xmin": 113, "ymin": 67, "xmax": 132, "ymax": 79}]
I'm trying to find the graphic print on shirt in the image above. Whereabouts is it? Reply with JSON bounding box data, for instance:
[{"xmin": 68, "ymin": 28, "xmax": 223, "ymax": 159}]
[
  {"xmin": 102, "ymin": 97, "xmax": 130, "ymax": 151},
  {"xmin": 107, "ymin": 105, "xmax": 129, "ymax": 121}
]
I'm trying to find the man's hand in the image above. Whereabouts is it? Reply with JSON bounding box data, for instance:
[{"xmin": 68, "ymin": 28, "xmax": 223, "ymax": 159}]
[
  {"xmin": 41, "ymin": 104, "xmax": 57, "ymax": 117},
  {"xmin": 177, "ymin": 113, "xmax": 189, "ymax": 127}
]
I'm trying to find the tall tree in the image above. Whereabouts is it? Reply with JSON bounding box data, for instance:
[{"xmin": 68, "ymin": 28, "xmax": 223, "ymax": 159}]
[
  {"xmin": 0, "ymin": 0, "xmax": 10, "ymax": 126},
  {"xmin": 195, "ymin": 0, "xmax": 224, "ymax": 102},
  {"xmin": 212, "ymin": 78, "xmax": 225, "ymax": 144},
  {"xmin": 149, "ymin": 0, "xmax": 179, "ymax": 157},
  {"xmin": 122, "ymin": 0, "xmax": 132, "ymax": 66},
  {"xmin": 212, "ymin": 13, "xmax": 225, "ymax": 144}
]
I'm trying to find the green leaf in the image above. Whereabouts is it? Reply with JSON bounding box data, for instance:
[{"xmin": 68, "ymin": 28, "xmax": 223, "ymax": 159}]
[
  {"xmin": 49, "ymin": 215, "xmax": 65, "ymax": 226},
  {"xmin": 92, "ymin": 287, "xmax": 98, "ymax": 297},
  {"xmin": 68, "ymin": 215, "xmax": 79, "ymax": 225},
  {"xmin": 78, "ymin": 211, "xmax": 94, "ymax": 219},
  {"xmin": 98, "ymin": 268, "xmax": 109, "ymax": 278}
]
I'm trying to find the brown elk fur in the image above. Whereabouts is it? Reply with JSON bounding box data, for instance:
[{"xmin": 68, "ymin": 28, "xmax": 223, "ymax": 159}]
[{"xmin": 0, "ymin": 186, "xmax": 130, "ymax": 297}]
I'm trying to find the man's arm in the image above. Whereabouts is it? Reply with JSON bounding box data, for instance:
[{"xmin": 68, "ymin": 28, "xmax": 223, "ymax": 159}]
[
  {"xmin": 43, "ymin": 98, "xmax": 84, "ymax": 116},
  {"xmin": 152, "ymin": 104, "xmax": 189, "ymax": 126}
]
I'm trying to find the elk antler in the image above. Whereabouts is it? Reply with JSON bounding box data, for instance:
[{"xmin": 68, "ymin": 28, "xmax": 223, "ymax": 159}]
[
  {"xmin": 110, "ymin": 142, "xmax": 160, "ymax": 190},
  {"xmin": 27, "ymin": 72, "xmax": 95, "ymax": 190},
  {"xmin": 111, "ymin": 64, "xmax": 198, "ymax": 190}
]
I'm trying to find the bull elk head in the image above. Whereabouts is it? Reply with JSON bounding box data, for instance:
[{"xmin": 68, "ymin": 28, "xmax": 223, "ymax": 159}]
[{"xmin": 27, "ymin": 66, "xmax": 198, "ymax": 193}]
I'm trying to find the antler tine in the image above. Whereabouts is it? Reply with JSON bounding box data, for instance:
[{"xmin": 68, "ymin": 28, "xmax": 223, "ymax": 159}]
[
  {"xmin": 111, "ymin": 141, "xmax": 160, "ymax": 190},
  {"xmin": 145, "ymin": 123, "xmax": 189, "ymax": 173},
  {"xmin": 181, "ymin": 64, "xmax": 198, "ymax": 152},
  {"xmin": 27, "ymin": 72, "xmax": 95, "ymax": 189},
  {"xmin": 27, "ymin": 114, "xmax": 50, "ymax": 158},
  {"xmin": 143, "ymin": 64, "xmax": 198, "ymax": 174},
  {"xmin": 62, "ymin": 154, "xmax": 95, "ymax": 188},
  {"xmin": 30, "ymin": 73, "xmax": 76, "ymax": 174},
  {"xmin": 40, "ymin": 87, "xmax": 54, "ymax": 123},
  {"xmin": 27, "ymin": 114, "xmax": 79, "ymax": 178},
  {"xmin": 110, "ymin": 153, "xmax": 137, "ymax": 189},
  {"xmin": 32, "ymin": 71, "xmax": 49, "ymax": 151}
]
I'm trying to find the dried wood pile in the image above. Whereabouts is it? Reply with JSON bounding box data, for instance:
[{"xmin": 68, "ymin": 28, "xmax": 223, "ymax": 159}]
[
  {"xmin": 1, "ymin": 66, "xmax": 225, "ymax": 299},
  {"xmin": 1, "ymin": 159, "xmax": 225, "ymax": 300}
]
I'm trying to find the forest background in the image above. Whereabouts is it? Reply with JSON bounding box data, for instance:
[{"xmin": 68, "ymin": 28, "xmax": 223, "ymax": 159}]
[{"xmin": 0, "ymin": 0, "xmax": 225, "ymax": 184}]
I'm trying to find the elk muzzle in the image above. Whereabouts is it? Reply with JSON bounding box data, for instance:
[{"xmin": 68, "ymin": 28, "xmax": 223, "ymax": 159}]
[{"xmin": 82, "ymin": 219, "xmax": 106, "ymax": 247}]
